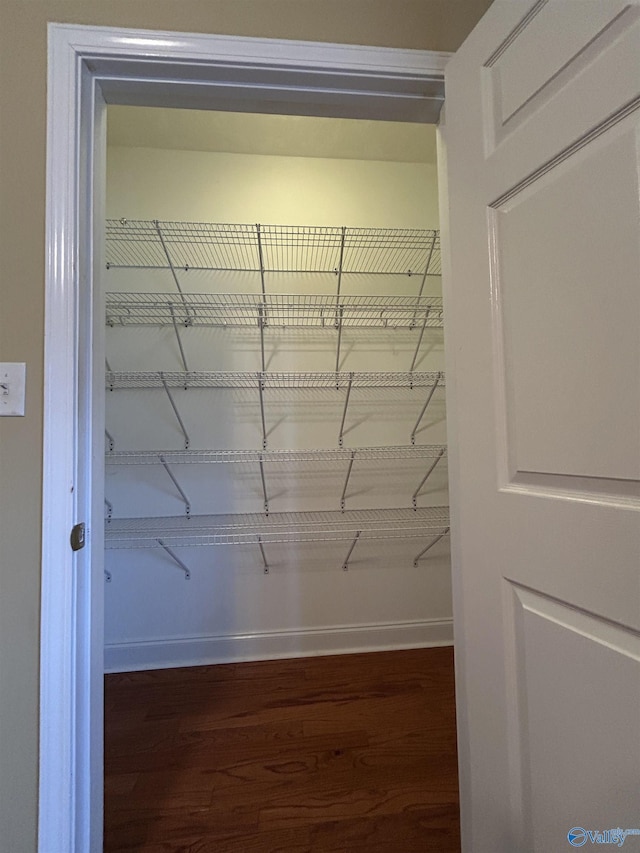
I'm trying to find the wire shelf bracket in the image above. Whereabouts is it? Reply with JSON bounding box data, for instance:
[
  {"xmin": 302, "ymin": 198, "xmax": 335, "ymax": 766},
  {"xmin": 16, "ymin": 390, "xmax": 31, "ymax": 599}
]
[
  {"xmin": 342, "ymin": 530, "xmax": 361, "ymax": 571},
  {"xmin": 411, "ymin": 372, "xmax": 442, "ymax": 445},
  {"xmin": 154, "ymin": 220, "xmax": 192, "ymax": 324},
  {"xmin": 258, "ymin": 374, "xmax": 267, "ymax": 450},
  {"xmin": 258, "ymin": 302, "xmax": 266, "ymax": 373},
  {"xmin": 169, "ymin": 305, "xmax": 189, "ymax": 373},
  {"xmin": 412, "ymin": 447, "xmax": 446, "ymax": 508},
  {"xmin": 259, "ymin": 455, "xmax": 269, "ymax": 516},
  {"xmin": 412, "ymin": 230, "xmax": 438, "ymax": 325},
  {"xmin": 340, "ymin": 451, "xmax": 356, "ymax": 512},
  {"xmin": 335, "ymin": 305, "xmax": 344, "ymax": 373},
  {"xmin": 257, "ymin": 535, "xmax": 269, "ymax": 574},
  {"xmin": 158, "ymin": 539, "xmax": 191, "ymax": 579},
  {"xmin": 256, "ymin": 224, "xmax": 267, "ymax": 299},
  {"xmin": 338, "ymin": 373, "xmax": 354, "ymax": 447},
  {"xmin": 413, "ymin": 527, "xmax": 450, "ymax": 565},
  {"xmin": 160, "ymin": 375, "xmax": 190, "ymax": 449},
  {"xmin": 409, "ymin": 308, "xmax": 430, "ymax": 373},
  {"xmin": 335, "ymin": 226, "xmax": 346, "ymax": 316},
  {"xmin": 159, "ymin": 456, "xmax": 191, "ymax": 517}
]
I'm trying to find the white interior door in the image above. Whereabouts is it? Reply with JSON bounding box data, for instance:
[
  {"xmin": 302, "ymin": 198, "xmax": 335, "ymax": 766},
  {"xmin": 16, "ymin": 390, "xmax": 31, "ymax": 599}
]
[{"xmin": 442, "ymin": 2, "xmax": 640, "ymax": 850}]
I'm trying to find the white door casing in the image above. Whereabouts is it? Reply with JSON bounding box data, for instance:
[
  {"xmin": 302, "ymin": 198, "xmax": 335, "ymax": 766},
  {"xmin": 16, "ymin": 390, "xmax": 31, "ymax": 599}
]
[
  {"xmin": 441, "ymin": 2, "xmax": 640, "ymax": 851},
  {"xmin": 42, "ymin": 25, "xmax": 448, "ymax": 853}
]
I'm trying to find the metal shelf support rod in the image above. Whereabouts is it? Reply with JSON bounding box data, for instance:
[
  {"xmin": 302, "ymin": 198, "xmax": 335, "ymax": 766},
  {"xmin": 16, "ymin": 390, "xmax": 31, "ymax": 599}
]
[
  {"xmin": 256, "ymin": 224, "xmax": 266, "ymax": 298},
  {"xmin": 259, "ymin": 455, "xmax": 269, "ymax": 516},
  {"xmin": 157, "ymin": 539, "xmax": 191, "ymax": 579},
  {"xmin": 411, "ymin": 373, "xmax": 441, "ymax": 445},
  {"xmin": 415, "ymin": 267, "xmax": 430, "ymax": 304},
  {"xmin": 342, "ymin": 530, "xmax": 361, "ymax": 571},
  {"xmin": 105, "ymin": 429, "xmax": 114, "ymax": 452},
  {"xmin": 154, "ymin": 220, "xmax": 191, "ymax": 323},
  {"xmin": 412, "ymin": 448, "xmax": 446, "ymax": 507},
  {"xmin": 409, "ymin": 308, "xmax": 430, "ymax": 373},
  {"xmin": 341, "ymin": 451, "xmax": 356, "ymax": 512},
  {"xmin": 258, "ymin": 374, "xmax": 267, "ymax": 450},
  {"xmin": 335, "ymin": 306, "xmax": 344, "ymax": 374},
  {"xmin": 338, "ymin": 373, "xmax": 354, "ymax": 448},
  {"xmin": 259, "ymin": 303, "xmax": 266, "ymax": 373},
  {"xmin": 258, "ymin": 535, "xmax": 269, "ymax": 574},
  {"xmin": 420, "ymin": 232, "xmax": 438, "ymax": 293},
  {"xmin": 161, "ymin": 376, "xmax": 190, "ymax": 449},
  {"xmin": 412, "ymin": 232, "xmax": 438, "ymax": 326},
  {"xmin": 169, "ymin": 305, "xmax": 189, "ymax": 373},
  {"xmin": 160, "ymin": 457, "xmax": 191, "ymax": 516},
  {"xmin": 335, "ymin": 226, "xmax": 346, "ymax": 314},
  {"xmin": 413, "ymin": 527, "xmax": 450, "ymax": 566}
]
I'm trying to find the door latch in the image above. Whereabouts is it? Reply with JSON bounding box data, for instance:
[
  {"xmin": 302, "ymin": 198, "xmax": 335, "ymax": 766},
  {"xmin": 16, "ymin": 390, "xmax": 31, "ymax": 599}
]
[{"xmin": 70, "ymin": 522, "xmax": 86, "ymax": 552}]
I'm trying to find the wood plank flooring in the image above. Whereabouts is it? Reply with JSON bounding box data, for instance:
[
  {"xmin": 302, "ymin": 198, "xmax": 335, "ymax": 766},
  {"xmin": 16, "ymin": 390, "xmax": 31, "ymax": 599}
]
[{"xmin": 104, "ymin": 647, "xmax": 460, "ymax": 852}]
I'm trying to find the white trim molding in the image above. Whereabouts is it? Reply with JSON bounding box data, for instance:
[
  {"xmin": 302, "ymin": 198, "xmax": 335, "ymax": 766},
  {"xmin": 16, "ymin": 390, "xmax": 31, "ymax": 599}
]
[
  {"xmin": 104, "ymin": 619, "xmax": 454, "ymax": 673},
  {"xmin": 42, "ymin": 22, "xmax": 449, "ymax": 853}
]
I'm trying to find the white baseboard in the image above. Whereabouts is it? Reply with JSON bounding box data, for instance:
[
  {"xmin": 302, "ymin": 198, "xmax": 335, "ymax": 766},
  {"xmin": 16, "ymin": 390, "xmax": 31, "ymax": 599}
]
[{"xmin": 104, "ymin": 618, "xmax": 453, "ymax": 672}]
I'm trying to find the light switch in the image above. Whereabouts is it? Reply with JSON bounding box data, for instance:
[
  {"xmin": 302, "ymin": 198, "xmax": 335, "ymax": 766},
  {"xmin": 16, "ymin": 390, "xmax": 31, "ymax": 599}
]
[{"xmin": 0, "ymin": 363, "xmax": 26, "ymax": 416}]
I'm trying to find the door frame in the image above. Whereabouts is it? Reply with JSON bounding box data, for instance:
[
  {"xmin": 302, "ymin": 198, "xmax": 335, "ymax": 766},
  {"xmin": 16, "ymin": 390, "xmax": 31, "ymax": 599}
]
[{"xmin": 42, "ymin": 23, "xmax": 450, "ymax": 852}]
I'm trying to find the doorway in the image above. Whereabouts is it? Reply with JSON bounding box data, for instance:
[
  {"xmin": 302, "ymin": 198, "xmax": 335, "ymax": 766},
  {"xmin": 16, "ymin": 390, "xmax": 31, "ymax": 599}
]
[{"xmin": 41, "ymin": 26, "xmax": 448, "ymax": 852}]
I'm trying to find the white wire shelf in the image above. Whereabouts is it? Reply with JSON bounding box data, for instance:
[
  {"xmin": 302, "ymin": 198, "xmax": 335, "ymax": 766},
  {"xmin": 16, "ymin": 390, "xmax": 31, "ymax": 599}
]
[
  {"xmin": 105, "ymin": 370, "xmax": 446, "ymax": 390},
  {"xmin": 104, "ymin": 506, "xmax": 450, "ymax": 549},
  {"xmin": 105, "ymin": 444, "xmax": 448, "ymax": 465},
  {"xmin": 105, "ymin": 219, "xmax": 442, "ymax": 277},
  {"xmin": 105, "ymin": 292, "xmax": 444, "ymax": 329}
]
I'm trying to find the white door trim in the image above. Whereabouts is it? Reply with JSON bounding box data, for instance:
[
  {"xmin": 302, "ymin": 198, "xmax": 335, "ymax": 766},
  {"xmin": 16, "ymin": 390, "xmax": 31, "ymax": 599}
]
[{"xmin": 42, "ymin": 23, "xmax": 449, "ymax": 852}]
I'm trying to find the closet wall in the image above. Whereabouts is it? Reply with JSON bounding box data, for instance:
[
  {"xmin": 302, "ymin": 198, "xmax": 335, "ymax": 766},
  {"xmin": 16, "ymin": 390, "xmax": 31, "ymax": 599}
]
[{"xmin": 104, "ymin": 108, "xmax": 451, "ymax": 671}]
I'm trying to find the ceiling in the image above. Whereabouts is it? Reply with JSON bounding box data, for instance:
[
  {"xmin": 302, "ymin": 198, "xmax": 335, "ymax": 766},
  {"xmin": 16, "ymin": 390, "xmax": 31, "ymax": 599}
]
[{"xmin": 107, "ymin": 106, "xmax": 438, "ymax": 164}]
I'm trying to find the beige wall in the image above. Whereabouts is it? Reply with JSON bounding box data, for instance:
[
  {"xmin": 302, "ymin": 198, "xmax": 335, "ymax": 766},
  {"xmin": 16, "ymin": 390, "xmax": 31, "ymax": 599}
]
[{"xmin": 0, "ymin": 1, "xmax": 492, "ymax": 850}]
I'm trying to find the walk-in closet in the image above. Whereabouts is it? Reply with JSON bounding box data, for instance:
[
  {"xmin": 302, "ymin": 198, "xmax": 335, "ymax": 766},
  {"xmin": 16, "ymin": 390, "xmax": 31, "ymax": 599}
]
[{"xmin": 103, "ymin": 106, "xmax": 451, "ymax": 671}]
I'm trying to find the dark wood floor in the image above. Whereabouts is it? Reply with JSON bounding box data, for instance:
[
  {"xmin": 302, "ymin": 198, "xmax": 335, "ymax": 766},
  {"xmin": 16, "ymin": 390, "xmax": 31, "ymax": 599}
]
[{"xmin": 104, "ymin": 647, "xmax": 460, "ymax": 853}]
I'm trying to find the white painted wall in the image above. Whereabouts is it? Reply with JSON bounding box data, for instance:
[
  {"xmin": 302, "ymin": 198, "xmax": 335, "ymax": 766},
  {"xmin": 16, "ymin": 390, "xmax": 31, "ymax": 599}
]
[
  {"xmin": 107, "ymin": 146, "xmax": 440, "ymax": 228},
  {"xmin": 104, "ymin": 143, "xmax": 451, "ymax": 670}
]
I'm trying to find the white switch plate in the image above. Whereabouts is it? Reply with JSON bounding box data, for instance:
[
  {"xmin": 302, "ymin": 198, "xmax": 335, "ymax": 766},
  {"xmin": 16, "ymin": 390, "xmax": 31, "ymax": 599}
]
[{"xmin": 0, "ymin": 363, "xmax": 26, "ymax": 416}]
